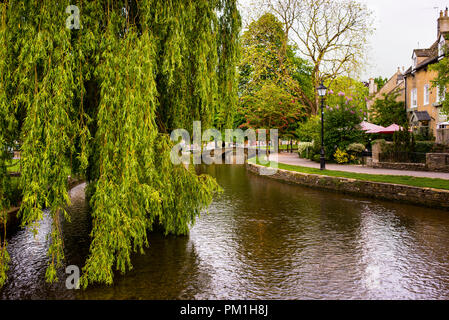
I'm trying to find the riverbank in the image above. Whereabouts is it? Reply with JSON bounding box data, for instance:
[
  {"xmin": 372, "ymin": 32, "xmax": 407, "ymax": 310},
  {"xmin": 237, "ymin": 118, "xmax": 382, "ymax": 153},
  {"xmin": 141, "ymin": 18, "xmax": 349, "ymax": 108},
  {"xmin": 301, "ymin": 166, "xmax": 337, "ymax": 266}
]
[
  {"xmin": 275, "ymin": 153, "xmax": 449, "ymax": 180},
  {"xmin": 4, "ymin": 164, "xmax": 449, "ymax": 300},
  {"xmin": 0, "ymin": 177, "xmax": 85, "ymax": 233},
  {"xmin": 247, "ymin": 162, "xmax": 449, "ymax": 210}
]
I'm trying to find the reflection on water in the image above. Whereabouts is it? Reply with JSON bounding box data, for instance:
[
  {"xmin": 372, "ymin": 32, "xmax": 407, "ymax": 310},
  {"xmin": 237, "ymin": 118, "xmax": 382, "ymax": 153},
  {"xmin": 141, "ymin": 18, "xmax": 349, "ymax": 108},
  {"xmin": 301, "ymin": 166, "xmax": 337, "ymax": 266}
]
[{"xmin": 1, "ymin": 165, "xmax": 449, "ymax": 299}]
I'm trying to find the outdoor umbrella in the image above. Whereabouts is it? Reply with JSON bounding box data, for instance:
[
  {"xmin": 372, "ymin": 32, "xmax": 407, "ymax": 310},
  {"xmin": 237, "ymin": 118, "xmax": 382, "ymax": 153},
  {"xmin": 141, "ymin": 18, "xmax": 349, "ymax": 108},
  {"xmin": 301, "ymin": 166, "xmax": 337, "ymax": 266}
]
[
  {"xmin": 360, "ymin": 121, "xmax": 386, "ymax": 134},
  {"xmin": 378, "ymin": 124, "xmax": 404, "ymax": 134}
]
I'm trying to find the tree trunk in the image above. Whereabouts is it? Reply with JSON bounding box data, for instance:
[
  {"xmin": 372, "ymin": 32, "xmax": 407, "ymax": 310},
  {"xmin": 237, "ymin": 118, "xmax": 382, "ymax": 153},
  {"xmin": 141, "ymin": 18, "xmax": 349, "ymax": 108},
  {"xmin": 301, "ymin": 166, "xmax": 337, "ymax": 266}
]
[{"xmin": 312, "ymin": 70, "xmax": 320, "ymax": 116}]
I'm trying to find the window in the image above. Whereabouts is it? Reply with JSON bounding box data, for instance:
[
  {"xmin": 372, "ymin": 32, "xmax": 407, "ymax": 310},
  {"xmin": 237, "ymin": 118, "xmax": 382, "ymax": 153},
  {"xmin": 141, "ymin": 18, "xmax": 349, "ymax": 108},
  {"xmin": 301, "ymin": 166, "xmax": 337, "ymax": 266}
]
[
  {"xmin": 413, "ymin": 54, "xmax": 417, "ymax": 69},
  {"xmin": 411, "ymin": 88, "xmax": 418, "ymax": 108},
  {"xmin": 436, "ymin": 86, "xmax": 446, "ymax": 103},
  {"xmin": 439, "ymin": 35, "xmax": 446, "ymax": 57},
  {"xmin": 424, "ymin": 84, "xmax": 430, "ymax": 105}
]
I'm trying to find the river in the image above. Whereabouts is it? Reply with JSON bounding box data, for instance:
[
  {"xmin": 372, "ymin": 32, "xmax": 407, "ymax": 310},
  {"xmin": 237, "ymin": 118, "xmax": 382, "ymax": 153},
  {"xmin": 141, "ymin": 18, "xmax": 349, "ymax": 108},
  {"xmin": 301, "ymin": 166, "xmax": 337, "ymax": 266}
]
[{"xmin": 1, "ymin": 165, "xmax": 449, "ymax": 299}]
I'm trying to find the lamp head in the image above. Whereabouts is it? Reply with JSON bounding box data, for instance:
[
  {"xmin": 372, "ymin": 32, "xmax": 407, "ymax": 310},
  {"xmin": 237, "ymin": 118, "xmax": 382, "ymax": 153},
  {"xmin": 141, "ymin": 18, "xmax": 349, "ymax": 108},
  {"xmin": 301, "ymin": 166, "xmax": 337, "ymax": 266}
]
[{"xmin": 317, "ymin": 82, "xmax": 327, "ymax": 97}]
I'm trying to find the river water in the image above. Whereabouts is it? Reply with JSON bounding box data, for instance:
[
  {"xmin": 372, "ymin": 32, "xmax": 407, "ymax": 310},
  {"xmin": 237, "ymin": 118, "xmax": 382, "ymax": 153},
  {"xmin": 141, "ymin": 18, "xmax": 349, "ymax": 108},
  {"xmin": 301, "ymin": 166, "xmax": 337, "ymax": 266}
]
[{"xmin": 1, "ymin": 165, "xmax": 449, "ymax": 300}]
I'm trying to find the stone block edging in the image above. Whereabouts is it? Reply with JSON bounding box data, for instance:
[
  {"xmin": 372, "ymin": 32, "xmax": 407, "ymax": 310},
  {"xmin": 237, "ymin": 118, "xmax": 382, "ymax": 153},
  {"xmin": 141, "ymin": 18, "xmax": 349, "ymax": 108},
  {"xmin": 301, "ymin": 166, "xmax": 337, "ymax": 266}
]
[
  {"xmin": 370, "ymin": 162, "xmax": 429, "ymax": 172},
  {"xmin": 246, "ymin": 163, "xmax": 449, "ymax": 210}
]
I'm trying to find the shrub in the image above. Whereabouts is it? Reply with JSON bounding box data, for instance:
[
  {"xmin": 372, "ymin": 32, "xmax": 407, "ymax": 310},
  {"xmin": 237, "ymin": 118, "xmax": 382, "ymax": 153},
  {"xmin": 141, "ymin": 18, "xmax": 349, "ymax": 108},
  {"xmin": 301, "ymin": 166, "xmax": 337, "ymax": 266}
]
[
  {"xmin": 378, "ymin": 124, "xmax": 419, "ymax": 163},
  {"xmin": 335, "ymin": 148, "xmax": 349, "ymax": 164},
  {"xmin": 415, "ymin": 141, "xmax": 435, "ymax": 154},
  {"xmin": 371, "ymin": 139, "xmax": 386, "ymax": 146},
  {"xmin": 414, "ymin": 130, "xmax": 435, "ymax": 142},
  {"xmin": 297, "ymin": 142, "xmax": 314, "ymax": 158},
  {"xmin": 369, "ymin": 92, "xmax": 407, "ymax": 127},
  {"xmin": 312, "ymin": 154, "xmax": 321, "ymax": 163},
  {"xmin": 296, "ymin": 116, "xmax": 320, "ymax": 142},
  {"xmin": 393, "ymin": 124, "xmax": 415, "ymax": 153},
  {"xmin": 346, "ymin": 143, "xmax": 366, "ymax": 154},
  {"xmin": 323, "ymin": 93, "xmax": 367, "ymax": 159},
  {"xmin": 432, "ymin": 144, "xmax": 449, "ymax": 153}
]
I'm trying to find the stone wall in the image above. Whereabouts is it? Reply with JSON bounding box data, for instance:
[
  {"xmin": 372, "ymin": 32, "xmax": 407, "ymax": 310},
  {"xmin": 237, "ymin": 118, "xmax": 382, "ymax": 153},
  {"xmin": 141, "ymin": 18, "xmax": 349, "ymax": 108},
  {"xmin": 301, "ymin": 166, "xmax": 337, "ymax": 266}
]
[
  {"xmin": 371, "ymin": 140, "xmax": 449, "ymax": 173},
  {"xmin": 370, "ymin": 162, "xmax": 428, "ymax": 171},
  {"xmin": 371, "ymin": 141, "xmax": 383, "ymax": 163},
  {"xmin": 370, "ymin": 157, "xmax": 449, "ymax": 173},
  {"xmin": 437, "ymin": 128, "xmax": 449, "ymax": 145},
  {"xmin": 427, "ymin": 153, "xmax": 449, "ymax": 172},
  {"xmin": 247, "ymin": 163, "xmax": 449, "ymax": 210}
]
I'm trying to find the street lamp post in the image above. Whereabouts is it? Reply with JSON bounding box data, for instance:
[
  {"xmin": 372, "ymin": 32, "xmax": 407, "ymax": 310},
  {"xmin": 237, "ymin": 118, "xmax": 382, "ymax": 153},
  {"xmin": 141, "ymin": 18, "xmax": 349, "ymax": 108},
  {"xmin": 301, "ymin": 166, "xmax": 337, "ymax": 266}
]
[{"xmin": 317, "ymin": 82, "xmax": 327, "ymax": 170}]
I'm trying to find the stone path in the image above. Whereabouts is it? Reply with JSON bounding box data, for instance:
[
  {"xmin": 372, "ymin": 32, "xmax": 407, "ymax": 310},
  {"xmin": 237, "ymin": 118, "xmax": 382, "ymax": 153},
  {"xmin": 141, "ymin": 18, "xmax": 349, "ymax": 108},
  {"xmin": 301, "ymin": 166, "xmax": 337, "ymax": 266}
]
[{"xmin": 273, "ymin": 153, "xmax": 449, "ymax": 180}]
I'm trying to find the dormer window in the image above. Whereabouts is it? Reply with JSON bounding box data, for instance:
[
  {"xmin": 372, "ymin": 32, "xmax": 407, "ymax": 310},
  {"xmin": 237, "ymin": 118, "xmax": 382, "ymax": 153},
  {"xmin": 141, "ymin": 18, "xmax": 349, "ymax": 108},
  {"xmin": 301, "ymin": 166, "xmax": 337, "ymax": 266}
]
[
  {"xmin": 412, "ymin": 52, "xmax": 417, "ymax": 69},
  {"xmin": 439, "ymin": 35, "xmax": 446, "ymax": 57}
]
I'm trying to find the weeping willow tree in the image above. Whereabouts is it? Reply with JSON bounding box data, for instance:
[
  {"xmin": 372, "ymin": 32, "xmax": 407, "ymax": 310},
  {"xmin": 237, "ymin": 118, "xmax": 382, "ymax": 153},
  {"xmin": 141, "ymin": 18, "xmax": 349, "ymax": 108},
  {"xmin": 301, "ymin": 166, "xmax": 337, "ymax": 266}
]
[{"xmin": 0, "ymin": 0, "xmax": 240, "ymax": 287}]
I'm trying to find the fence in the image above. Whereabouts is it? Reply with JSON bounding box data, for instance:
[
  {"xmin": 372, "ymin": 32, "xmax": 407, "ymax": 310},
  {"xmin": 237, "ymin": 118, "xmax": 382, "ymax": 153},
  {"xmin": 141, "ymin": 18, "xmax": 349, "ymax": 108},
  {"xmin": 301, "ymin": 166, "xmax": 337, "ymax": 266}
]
[{"xmin": 379, "ymin": 151, "xmax": 427, "ymax": 164}]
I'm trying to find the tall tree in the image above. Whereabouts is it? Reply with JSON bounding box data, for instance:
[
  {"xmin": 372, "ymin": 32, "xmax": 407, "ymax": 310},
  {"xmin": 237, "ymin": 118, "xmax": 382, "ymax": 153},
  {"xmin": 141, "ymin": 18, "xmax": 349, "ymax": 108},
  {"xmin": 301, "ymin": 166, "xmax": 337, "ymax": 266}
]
[
  {"xmin": 259, "ymin": 0, "xmax": 374, "ymax": 114},
  {"xmin": 326, "ymin": 76, "xmax": 369, "ymax": 112},
  {"xmin": 374, "ymin": 76, "xmax": 388, "ymax": 91},
  {"xmin": 370, "ymin": 92, "xmax": 407, "ymax": 127},
  {"xmin": 0, "ymin": 0, "xmax": 240, "ymax": 288},
  {"xmin": 239, "ymin": 82, "xmax": 305, "ymax": 139},
  {"xmin": 262, "ymin": 0, "xmax": 301, "ymax": 57},
  {"xmin": 216, "ymin": 0, "xmax": 242, "ymax": 129},
  {"xmin": 238, "ymin": 13, "xmax": 314, "ymax": 113},
  {"xmin": 239, "ymin": 12, "xmax": 287, "ymax": 94}
]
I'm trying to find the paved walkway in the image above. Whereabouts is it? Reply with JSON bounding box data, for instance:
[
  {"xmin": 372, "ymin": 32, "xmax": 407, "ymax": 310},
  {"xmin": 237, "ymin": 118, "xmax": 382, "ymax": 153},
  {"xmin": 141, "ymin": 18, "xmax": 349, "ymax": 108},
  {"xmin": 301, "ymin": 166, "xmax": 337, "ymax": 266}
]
[{"xmin": 273, "ymin": 153, "xmax": 449, "ymax": 180}]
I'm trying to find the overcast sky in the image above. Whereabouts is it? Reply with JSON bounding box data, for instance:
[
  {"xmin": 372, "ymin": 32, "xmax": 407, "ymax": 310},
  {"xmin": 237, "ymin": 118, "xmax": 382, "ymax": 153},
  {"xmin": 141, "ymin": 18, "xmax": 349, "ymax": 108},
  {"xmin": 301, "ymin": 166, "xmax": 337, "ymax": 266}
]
[
  {"xmin": 238, "ymin": 0, "xmax": 449, "ymax": 81},
  {"xmin": 359, "ymin": 0, "xmax": 449, "ymax": 80}
]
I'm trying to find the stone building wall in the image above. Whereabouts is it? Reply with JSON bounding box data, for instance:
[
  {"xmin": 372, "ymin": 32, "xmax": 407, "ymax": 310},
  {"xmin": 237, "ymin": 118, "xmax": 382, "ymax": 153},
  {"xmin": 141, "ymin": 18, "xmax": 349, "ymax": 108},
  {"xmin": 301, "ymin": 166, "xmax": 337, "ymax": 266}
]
[{"xmin": 406, "ymin": 68, "xmax": 442, "ymax": 136}]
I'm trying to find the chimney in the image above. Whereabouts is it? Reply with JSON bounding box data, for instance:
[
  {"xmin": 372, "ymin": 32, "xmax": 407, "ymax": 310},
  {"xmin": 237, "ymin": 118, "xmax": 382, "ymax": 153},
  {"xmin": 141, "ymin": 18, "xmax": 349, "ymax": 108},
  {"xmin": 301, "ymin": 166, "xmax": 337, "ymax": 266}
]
[
  {"xmin": 369, "ymin": 78, "xmax": 377, "ymax": 95},
  {"xmin": 438, "ymin": 8, "xmax": 449, "ymax": 37}
]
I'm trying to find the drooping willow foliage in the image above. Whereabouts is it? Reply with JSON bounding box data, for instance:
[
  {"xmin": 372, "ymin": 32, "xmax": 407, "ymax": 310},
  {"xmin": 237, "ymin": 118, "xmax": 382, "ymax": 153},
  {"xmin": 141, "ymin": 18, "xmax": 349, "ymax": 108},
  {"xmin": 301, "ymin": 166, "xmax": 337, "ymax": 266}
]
[
  {"xmin": 0, "ymin": 0, "xmax": 240, "ymax": 287},
  {"xmin": 0, "ymin": 2, "xmax": 10, "ymax": 287}
]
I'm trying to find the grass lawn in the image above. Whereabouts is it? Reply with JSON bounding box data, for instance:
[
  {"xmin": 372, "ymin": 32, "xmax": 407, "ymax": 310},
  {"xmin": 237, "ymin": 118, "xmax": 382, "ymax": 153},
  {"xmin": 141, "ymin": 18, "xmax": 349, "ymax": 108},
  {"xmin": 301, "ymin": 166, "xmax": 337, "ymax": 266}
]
[{"xmin": 249, "ymin": 159, "xmax": 449, "ymax": 191}]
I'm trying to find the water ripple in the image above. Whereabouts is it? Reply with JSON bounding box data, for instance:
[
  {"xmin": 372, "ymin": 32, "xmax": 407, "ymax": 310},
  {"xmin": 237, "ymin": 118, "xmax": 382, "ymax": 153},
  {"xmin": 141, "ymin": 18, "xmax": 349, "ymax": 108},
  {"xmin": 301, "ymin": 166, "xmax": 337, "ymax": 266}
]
[{"xmin": 1, "ymin": 167, "xmax": 449, "ymax": 300}]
